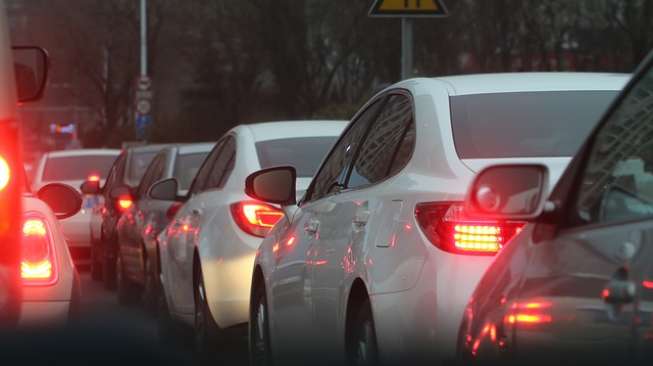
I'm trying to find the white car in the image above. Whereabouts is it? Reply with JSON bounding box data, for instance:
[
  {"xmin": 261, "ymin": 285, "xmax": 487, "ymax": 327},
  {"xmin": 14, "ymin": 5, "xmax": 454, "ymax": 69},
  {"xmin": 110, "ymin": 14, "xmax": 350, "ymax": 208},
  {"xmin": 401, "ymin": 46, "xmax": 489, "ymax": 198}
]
[
  {"xmin": 157, "ymin": 121, "xmax": 346, "ymax": 353},
  {"xmin": 246, "ymin": 73, "xmax": 629, "ymax": 365},
  {"xmin": 32, "ymin": 149, "xmax": 120, "ymax": 266},
  {"xmin": 20, "ymin": 181, "xmax": 82, "ymax": 327}
]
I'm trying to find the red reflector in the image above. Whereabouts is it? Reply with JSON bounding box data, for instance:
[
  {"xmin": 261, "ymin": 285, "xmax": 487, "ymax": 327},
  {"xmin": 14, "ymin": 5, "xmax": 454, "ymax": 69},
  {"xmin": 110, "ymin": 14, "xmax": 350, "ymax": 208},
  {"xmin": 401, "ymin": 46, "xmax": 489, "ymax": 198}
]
[
  {"xmin": 415, "ymin": 202, "xmax": 524, "ymax": 255},
  {"xmin": 0, "ymin": 155, "xmax": 9, "ymax": 191},
  {"xmin": 230, "ymin": 201, "xmax": 284, "ymax": 238},
  {"xmin": 166, "ymin": 201, "xmax": 183, "ymax": 220},
  {"xmin": 21, "ymin": 217, "xmax": 57, "ymax": 285}
]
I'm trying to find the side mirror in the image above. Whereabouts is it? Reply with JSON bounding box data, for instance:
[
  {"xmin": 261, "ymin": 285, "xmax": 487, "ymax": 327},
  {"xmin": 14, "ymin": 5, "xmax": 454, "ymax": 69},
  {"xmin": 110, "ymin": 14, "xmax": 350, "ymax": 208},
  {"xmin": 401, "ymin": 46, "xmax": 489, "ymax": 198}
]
[
  {"xmin": 465, "ymin": 164, "xmax": 549, "ymax": 220},
  {"xmin": 37, "ymin": 183, "xmax": 82, "ymax": 220},
  {"xmin": 80, "ymin": 180, "xmax": 101, "ymax": 195},
  {"xmin": 109, "ymin": 185, "xmax": 134, "ymax": 211},
  {"xmin": 245, "ymin": 166, "xmax": 296, "ymax": 206},
  {"xmin": 12, "ymin": 46, "xmax": 49, "ymax": 103},
  {"xmin": 148, "ymin": 178, "xmax": 179, "ymax": 201}
]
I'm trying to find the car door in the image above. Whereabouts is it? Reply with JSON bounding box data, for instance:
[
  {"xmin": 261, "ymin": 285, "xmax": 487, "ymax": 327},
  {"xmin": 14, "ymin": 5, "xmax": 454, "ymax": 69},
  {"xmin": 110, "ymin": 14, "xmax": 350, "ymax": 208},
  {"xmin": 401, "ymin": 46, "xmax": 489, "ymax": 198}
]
[
  {"xmin": 167, "ymin": 141, "xmax": 223, "ymax": 316},
  {"xmin": 269, "ymin": 100, "xmax": 381, "ymax": 355},
  {"xmin": 122, "ymin": 152, "xmax": 166, "ymax": 281},
  {"xmin": 310, "ymin": 92, "xmax": 415, "ymax": 353},
  {"xmin": 507, "ymin": 64, "xmax": 653, "ymax": 363}
]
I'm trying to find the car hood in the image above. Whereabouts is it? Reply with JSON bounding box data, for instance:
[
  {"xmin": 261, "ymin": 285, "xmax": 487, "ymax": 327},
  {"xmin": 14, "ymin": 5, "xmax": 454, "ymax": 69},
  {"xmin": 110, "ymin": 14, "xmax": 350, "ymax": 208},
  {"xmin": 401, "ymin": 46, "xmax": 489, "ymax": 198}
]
[{"xmin": 461, "ymin": 157, "xmax": 571, "ymax": 189}]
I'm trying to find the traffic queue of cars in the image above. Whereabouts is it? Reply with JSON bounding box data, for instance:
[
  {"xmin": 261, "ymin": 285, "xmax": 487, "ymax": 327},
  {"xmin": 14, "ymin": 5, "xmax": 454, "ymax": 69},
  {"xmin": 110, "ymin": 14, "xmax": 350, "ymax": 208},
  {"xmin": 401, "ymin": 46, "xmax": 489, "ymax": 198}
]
[{"xmin": 34, "ymin": 62, "xmax": 653, "ymax": 364}]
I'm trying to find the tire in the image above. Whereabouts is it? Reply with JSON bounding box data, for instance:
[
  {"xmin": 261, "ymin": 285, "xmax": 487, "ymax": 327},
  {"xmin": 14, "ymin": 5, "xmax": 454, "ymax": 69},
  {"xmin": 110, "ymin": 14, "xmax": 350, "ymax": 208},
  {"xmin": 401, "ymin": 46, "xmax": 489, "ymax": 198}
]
[
  {"xmin": 193, "ymin": 265, "xmax": 220, "ymax": 361},
  {"xmin": 249, "ymin": 282, "xmax": 272, "ymax": 366},
  {"xmin": 90, "ymin": 244, "xmax": 102, "ymax": 281},
  {"xmin": 102, "ymin": 244, "xmax": 117, "ymax": 290},
  {"xmin": 347, "ymin": 297, "xmax": 379, "ymax": 366},
  {"xmin": 142, "ymin": 255, "xmax": 159, "ymax": 313},
  {"xmin": 117, "ymin": 254, "xmax": 140, "ymax": 305}
]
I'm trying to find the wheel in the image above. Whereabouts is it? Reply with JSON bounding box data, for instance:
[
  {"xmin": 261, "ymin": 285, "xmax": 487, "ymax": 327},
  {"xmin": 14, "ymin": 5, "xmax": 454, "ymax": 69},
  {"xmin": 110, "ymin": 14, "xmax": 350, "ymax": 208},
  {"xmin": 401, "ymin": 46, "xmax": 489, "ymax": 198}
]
[
  {"xmin": 249, "ymin": 282, "xmax": 272, "ymax": 366},
  {"xmin": 102, "ymin": 243, "xmax": 117, "ymax": 290},
  {"xmin": 142, "ymin": 255, "xmax": 159, "ymax": 313},
  {"xmin": 347, "ymin": 297, "xmax": 379, "ymax": 366},
  {"xmin": 90, "ymin": 244, "xmax": 102, "ymax": 281},
  {"xmin": 193, "ymin": 265, "xmax": 220, "ymax": 361},
  {"xmin": 116, "ymin": 254, "xmax": 140, "ymax": 305}
]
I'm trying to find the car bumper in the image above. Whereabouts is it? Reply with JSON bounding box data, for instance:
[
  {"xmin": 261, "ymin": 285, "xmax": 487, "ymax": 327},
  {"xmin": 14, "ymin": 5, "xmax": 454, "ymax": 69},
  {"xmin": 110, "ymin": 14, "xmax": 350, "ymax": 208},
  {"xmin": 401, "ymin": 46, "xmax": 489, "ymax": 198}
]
[
  {"xmin": 372, "ymin": 250, "xmax": 493, "ymax": 363},
  {"xmin": 19, "ymin": 301, "xmax": 71, "ymax": 328}
]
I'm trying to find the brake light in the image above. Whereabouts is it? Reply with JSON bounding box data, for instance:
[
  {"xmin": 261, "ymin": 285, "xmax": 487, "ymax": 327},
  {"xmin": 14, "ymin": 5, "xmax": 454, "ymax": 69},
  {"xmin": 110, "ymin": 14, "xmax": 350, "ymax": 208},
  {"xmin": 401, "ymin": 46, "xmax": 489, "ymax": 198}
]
[
  {"xmin": 21, "ymin": 216, "xmax": 57, "ymax": 285},
  {"xmin": 118, "ymin": 197, "xmax": 133, "ymax": 211},
  {"xmin": 414, "ymin": 202, "xmax": 524, "ymax": 255},
  {"xmin": 504, "ymin": 300, "xmax": 553, "ymax": 325},
  {"xmin": 0, "ymin": 155, "xmax": 9, "ymax": 191},
  {"xmin": 87, "ymin": 174, "xmax": 100, "ymax": 182},
  {"xmin": 230, "ymin": 201, "xmax": 284, "ymax": 237}
]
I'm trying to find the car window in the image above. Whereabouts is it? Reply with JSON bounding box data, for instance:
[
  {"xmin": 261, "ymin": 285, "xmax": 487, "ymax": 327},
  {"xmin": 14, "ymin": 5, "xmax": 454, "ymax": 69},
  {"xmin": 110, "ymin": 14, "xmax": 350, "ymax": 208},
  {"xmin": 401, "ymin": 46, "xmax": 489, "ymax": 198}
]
[
  {"xmin": 206, "ymin": 136, "xmax": 236, "ymax": 190},
  {"xmin": 42, "ymin": 154, "xmax": 117, "ymax": 182},
  {"xmin": 451, "ymin": 91, "xmax": 618, "ymax": 159},
  {"xmin": 173, "ymin": 152, "xmax": 210, "ymax": 191},
  {"xmin": 576, "ymin": 66, "xmax": 653, "ymax": 224},
  {"xmin": 136, "ymin": 153, "xmax": 165, "ymax": 198},
  {"xmin": 256, "ymin": 136, "xmax": 339, "ymax": 178},
  {"xmin": 308, "ymin": 99, "xmax": 384, "ymax": 201},
  {"xmin": 189, "ymin": 140, "xmax": 224, "ymax": 195},
  {"xmin": 127, "ymin": 150, "xmax": 158, "ymax": 186},
  {"xmin": 103, "ymin": 153, "xmax": 125, "ymax": 194},
  {"xmin": 346, "ymin": 94, "xmax": 413, "ymax": 189}
]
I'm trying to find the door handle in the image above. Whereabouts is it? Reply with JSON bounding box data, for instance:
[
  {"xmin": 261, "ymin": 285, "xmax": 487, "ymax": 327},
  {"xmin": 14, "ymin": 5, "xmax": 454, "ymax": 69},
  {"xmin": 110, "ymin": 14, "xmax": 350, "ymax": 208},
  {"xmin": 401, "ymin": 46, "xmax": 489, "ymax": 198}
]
[
  {"xmin": 305, "ymin": 219, "xmax": 320, "ymax": 235},
  {"xmin": 602, "ymin": 267, "xmax": 636, "ymax": 305}
]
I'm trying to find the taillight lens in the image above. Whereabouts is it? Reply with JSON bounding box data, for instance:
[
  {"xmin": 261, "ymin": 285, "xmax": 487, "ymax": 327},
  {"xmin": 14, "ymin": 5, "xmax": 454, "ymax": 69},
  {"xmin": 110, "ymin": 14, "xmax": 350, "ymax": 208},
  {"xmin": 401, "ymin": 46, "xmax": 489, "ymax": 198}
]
[
  {"xmin": 21, "ymin": 216, "xmax": 57, "ymax": 285},
  {"xmin": 0, "ymin": 155, "xmax": 10, "ymax": 191},
  {"xmin": 414, "ymin": 202, "xmax": 523, "ymax": 255},
  {"xmin": 230, "ymin": 201, "xmax": 284, "ymax": 238},
  {"xmin": 117, "ymin": 196, "xmax": 133, "ymax": 211}
]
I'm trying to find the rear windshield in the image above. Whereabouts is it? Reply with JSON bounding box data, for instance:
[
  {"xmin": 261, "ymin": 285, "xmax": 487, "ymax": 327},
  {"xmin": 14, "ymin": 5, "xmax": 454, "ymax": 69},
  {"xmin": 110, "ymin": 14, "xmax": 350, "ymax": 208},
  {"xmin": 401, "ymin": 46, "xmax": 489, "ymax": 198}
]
[
  {"xmin": 127, "ymin": 151, "xmax": 157, "ymax": 184},
  {"xmin": 42, "ymin": 155, "xmax": 117, "ymax": 182},
  {"xmin": 173, "ymin": 152, "xmax": 209, "ymax": 191},
  {"xmin": 451, "ymin": 90, "xmax": 618, "ymax": 159},
  {"xmin": 256, "ymin": 136, "xmax": 339, "ymax": 177}
]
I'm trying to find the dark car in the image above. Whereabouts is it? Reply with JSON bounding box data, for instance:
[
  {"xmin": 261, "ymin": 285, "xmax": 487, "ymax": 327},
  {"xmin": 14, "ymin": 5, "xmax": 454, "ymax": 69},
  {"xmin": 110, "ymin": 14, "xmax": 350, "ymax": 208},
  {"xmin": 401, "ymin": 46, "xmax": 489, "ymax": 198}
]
[
  {"xmin": 457, "ymin": 55, "xmax": 653, "ymax": 365},
  {"xmin": 114, "ymin": 143, "xmax": 212, "ymax": 307},
  {"xmin": 82, "ymin": 144, "xmax": 168, "ymax": 290}
]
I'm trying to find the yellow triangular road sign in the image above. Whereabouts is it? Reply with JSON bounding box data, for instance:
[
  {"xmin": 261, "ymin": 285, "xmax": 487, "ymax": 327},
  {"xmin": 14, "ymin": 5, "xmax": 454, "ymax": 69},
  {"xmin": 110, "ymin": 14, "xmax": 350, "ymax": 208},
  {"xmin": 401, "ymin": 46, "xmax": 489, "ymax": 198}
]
[{"xmin": 369, "ymin": 0, "xmax": 448, "ymax": 17}]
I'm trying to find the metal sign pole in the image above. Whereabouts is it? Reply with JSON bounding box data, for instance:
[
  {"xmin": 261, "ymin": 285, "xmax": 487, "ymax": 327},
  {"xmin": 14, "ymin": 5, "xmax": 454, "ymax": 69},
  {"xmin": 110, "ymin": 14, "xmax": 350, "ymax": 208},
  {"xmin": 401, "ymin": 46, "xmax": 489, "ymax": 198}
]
[
  {"xmin": 401, "ymin": 17, "xmax": 414, "ymax": 80},
  {"xmin": 140, "ymin": 0, "xmax": 147, "ymax": 77}
]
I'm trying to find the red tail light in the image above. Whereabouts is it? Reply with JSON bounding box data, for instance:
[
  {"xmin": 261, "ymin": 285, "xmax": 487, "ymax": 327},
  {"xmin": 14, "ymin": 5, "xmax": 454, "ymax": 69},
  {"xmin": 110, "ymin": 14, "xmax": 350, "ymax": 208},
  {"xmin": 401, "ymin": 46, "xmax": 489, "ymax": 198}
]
[
  {"xmin": 0, "ymin": 155, "xmax": 10, "ymax": 191},
  {"xmin": 504, "ymin": 301, "xmax": 553, "ymax": 325},
  {"xmin": 414, "ymin": 202, "xmax": 524, "ymax": 255},
  {"xmin": 117, "ymin": 196, "xmax": 133, "ymax": 211},
  {"xmin": 230, "ymin": 201, "xmax": 284, "ymax": 238},
  {"xmin": 87, "ymin": 174, "xmax": 100, "ymax": 182},
  {"xmin": 21, "ymin": 216, "xmax": 57, "ymax": 285}
]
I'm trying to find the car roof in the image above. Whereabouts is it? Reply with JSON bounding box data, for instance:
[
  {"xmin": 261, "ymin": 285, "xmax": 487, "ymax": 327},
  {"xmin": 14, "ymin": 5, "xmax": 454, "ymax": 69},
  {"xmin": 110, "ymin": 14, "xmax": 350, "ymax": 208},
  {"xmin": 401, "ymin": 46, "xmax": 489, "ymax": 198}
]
[
  {"xmin": 176, "ymin": 142, "xmax": 215, "ymax": 155},
  {"xmin": 421, "ymin": 72, "xmax": 630, "ymax": 96},
  {"xmin": 126, "ymin": 144, "xmax": 170, "ymax": 154},
  {"xmin": 241, "ymin": 120, "xmax": 348, "ymax": 142},
  {"xmin": 45, "ymin": 149, "xmax": 121, "ymax": 158}
]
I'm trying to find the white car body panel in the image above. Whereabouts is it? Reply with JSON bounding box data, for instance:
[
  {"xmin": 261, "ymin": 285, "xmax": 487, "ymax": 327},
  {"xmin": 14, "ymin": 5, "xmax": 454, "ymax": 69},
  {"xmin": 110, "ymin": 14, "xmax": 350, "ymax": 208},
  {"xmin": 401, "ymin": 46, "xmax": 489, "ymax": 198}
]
[
  {"xmin": 254, "ymin": 73, "xmax": 630, "ymax": 364},
  {"xmin": 158, "ymin": 121, "xmax": 347, "ymax": 329}
]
